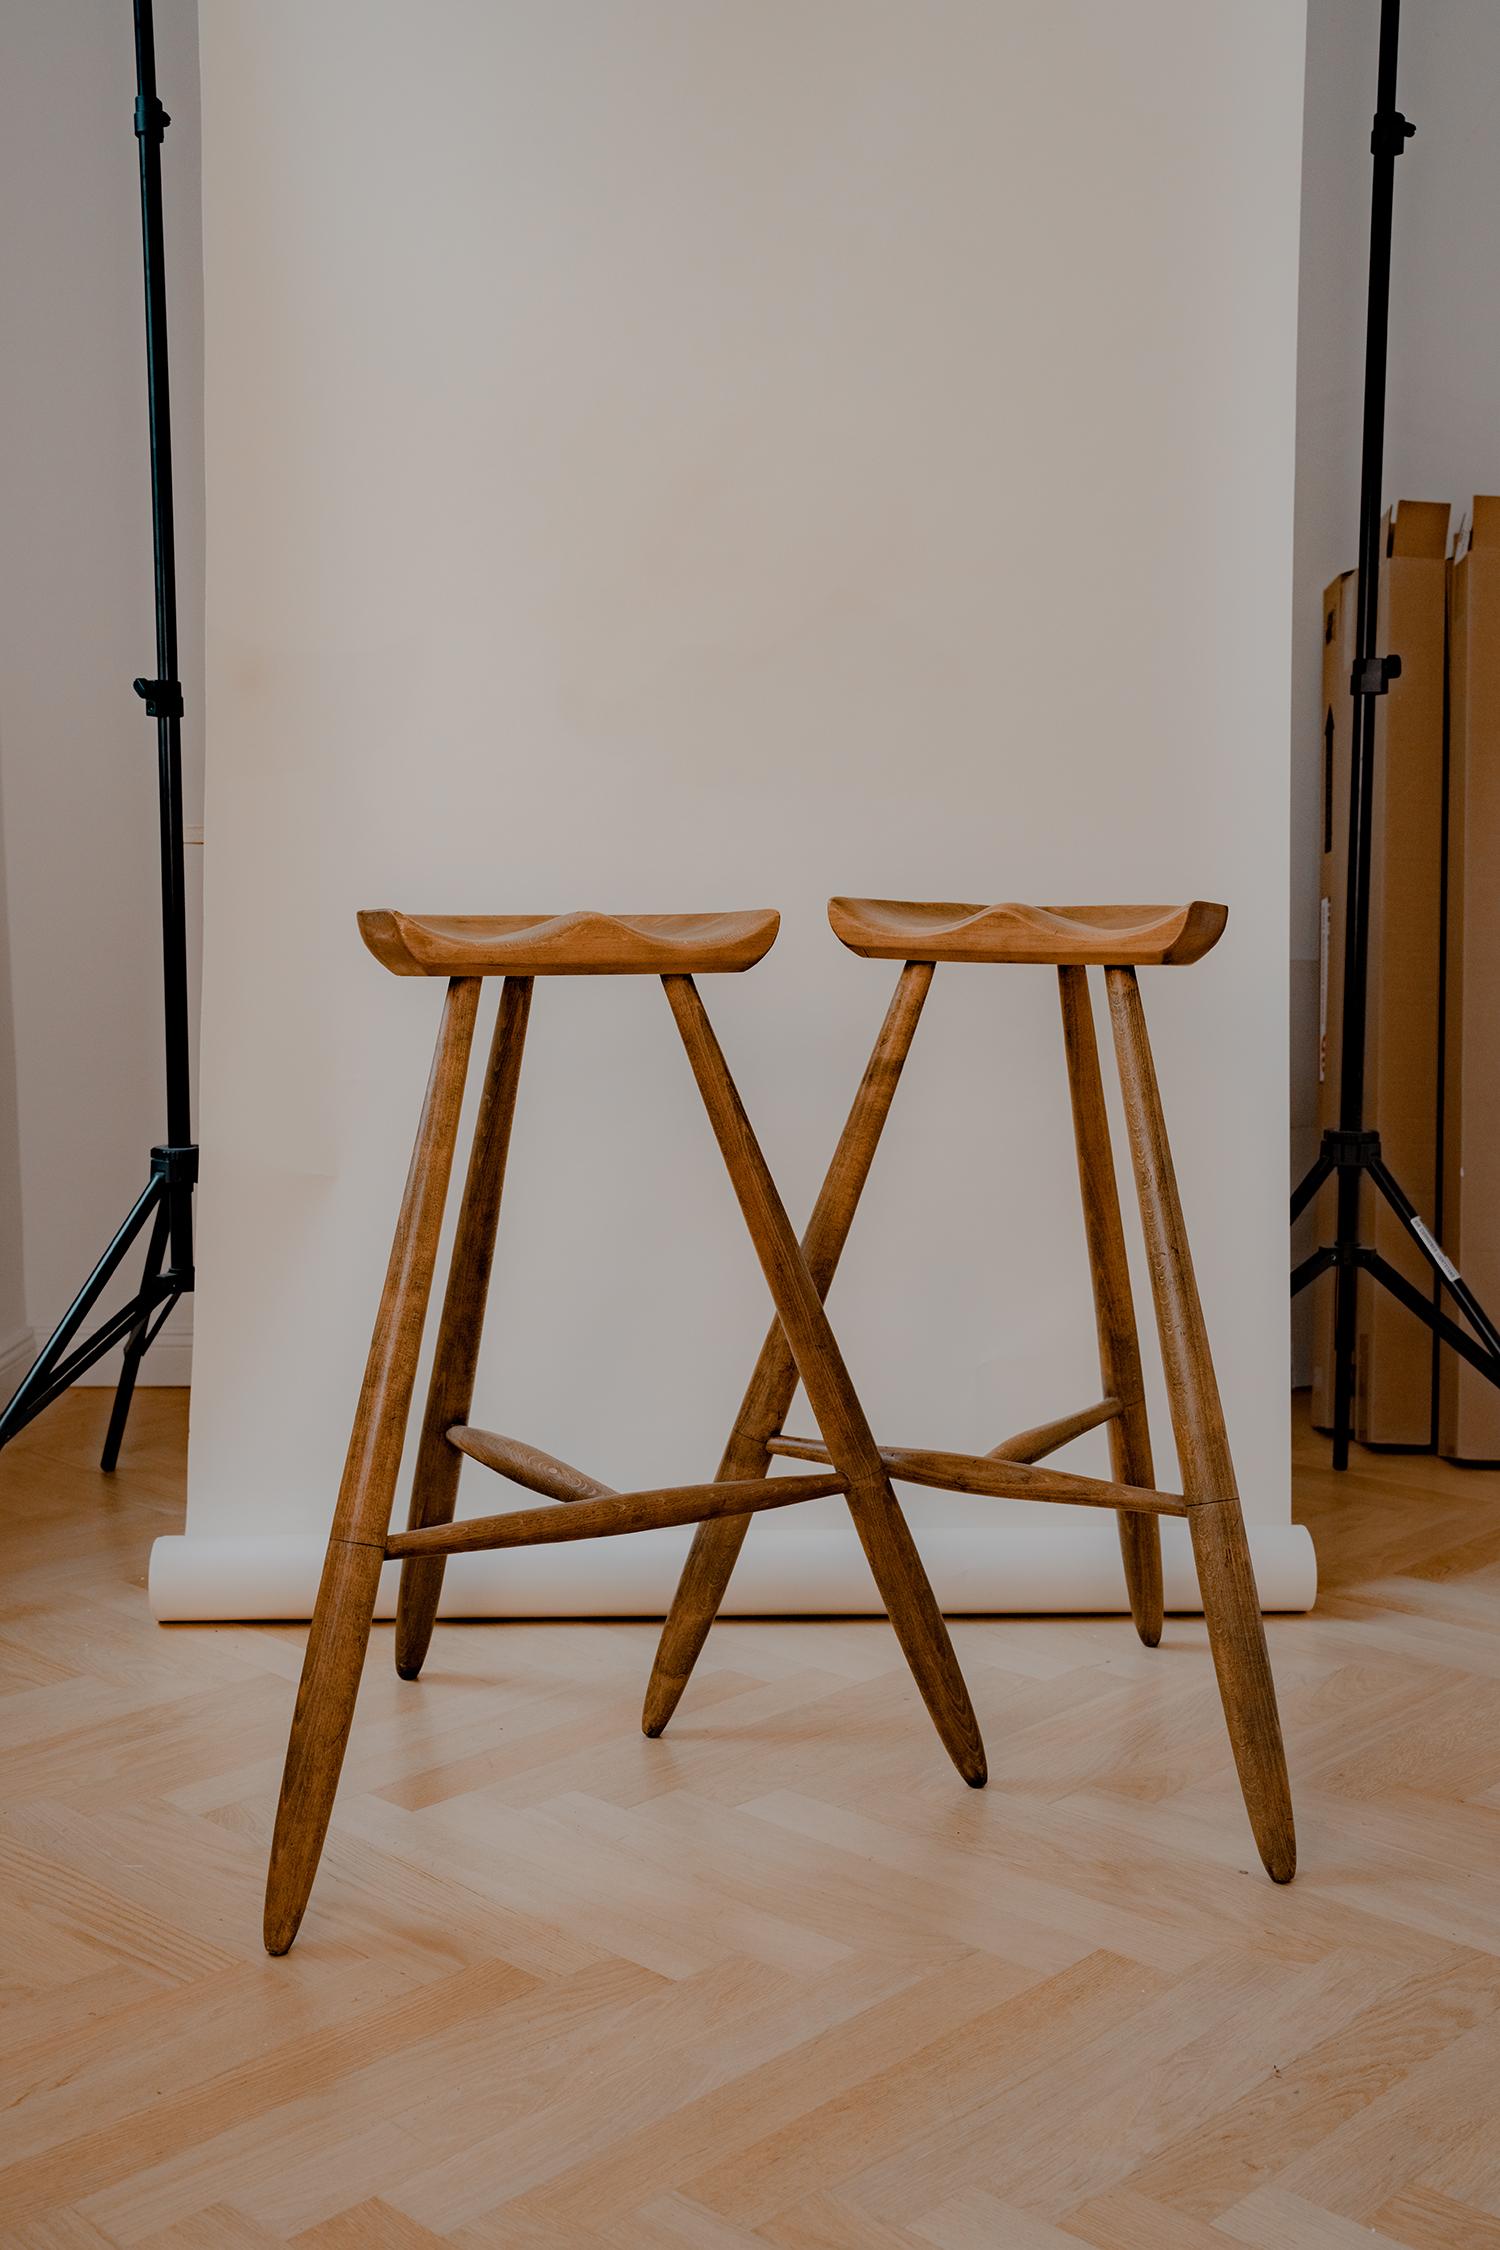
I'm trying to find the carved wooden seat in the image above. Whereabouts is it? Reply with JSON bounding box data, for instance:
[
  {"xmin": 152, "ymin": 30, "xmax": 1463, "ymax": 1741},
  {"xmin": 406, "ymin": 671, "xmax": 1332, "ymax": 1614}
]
[
  {"xmin": 264, "ymin": 906, "xmax": 984, "ymax": 1955},
  {"xmin": 358, "ymin": 906, "xmax": 780, "ymax": 977},
  {"xmin": 645, "ymin": 894, "xmax": 1296, "ymax": 1886},
  {"xmin": 827, "ymin": 897, "xmax": 1227, "ymax": 966}
]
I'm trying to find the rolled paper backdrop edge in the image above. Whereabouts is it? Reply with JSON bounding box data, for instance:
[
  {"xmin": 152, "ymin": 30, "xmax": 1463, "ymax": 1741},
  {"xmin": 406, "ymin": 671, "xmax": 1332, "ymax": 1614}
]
[{"xmin": 149, "ymin": 1518, "xmax": 1317, "ymax": 1621}]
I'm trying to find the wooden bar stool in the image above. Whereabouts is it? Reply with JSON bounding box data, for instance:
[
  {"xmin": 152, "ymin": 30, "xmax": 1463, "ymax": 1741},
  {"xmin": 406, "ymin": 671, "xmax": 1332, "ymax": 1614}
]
[
  {"xmin": 264, "ymin": 905, "xmax": 986, "ymax": 1955},
  {"xmin": 645, "ymin": 897, "xmax": 1296, "ymax": 1883}
]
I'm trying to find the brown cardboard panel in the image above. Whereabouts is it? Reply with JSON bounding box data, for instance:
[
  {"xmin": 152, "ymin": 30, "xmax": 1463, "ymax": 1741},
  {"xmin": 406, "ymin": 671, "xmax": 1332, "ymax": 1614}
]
[
  {"xmin": 1470, "ymin": 494, "xmax": 1500, "ymax": 549},
  {"xmin": 1313, "ymin": 504, "xmax": 1448, "ymax": 1443},
  {"xmin": 1441, "ymin": 498, "xmax": 1500, "ymax": 1458},
  {"xmin": 1360, "ymin": 502, "xmax": 1448, "ymax": 1442},
  {"xmin": 1390, "ymin": 501, "xmax": 1451, "ymax": 561}
]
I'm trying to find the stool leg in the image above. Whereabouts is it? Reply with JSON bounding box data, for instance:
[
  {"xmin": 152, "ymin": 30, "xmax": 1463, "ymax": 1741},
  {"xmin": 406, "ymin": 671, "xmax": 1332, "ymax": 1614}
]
[
  {"xmin": 1106, "ymin": 967, "xmax": 1295, "ymax": 1882},
  {"xmin": 661, "ymin": 973, "xmax": 984, "ymax": 1786},
  {"xmin": 264, "ymin": 976, "xmax": 482, "ymax": 1954},
  {"xmin": 644, "ymin": 964, "xmax": 934, "ymax": 1736},
  {"xmin": 1057, "ymin": 966, "xmax": 1163, "ymax": 1645},
  {"xmin": 395, "ymin": 977, "xmax": 533, "ymax": 1680}
]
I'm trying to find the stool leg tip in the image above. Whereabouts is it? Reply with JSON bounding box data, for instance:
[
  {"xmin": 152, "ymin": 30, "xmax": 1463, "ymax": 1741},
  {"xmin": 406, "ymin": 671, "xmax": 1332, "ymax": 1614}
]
[
  {"xmin": 396, "ymin": 1662, "xmax": 423, "ymax": 1682},
  {"xmin": 642, "ymin": 1673, "xmax": 685, "ymax": 1738},
  {"xmin": 263, "ymin": 1906, "xmax": 301, "ymax": 1957}
]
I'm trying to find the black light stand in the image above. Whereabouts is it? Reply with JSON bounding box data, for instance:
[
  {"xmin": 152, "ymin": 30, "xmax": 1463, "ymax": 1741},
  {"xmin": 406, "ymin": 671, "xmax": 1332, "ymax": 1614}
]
[
  {"xmin": 1291, "ymin": 0, "xmax": 1500, "ymax": 1467},
  {"xmin": 0, "ymin": 0, "xmax": 195, "ymax": 1471}
]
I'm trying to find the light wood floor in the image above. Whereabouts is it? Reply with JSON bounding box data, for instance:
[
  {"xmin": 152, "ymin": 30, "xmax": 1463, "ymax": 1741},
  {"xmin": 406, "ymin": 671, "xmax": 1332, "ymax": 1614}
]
[{"xmin": 3, "ymin": 1391, "xmax": 1500, "ymax": 2247}]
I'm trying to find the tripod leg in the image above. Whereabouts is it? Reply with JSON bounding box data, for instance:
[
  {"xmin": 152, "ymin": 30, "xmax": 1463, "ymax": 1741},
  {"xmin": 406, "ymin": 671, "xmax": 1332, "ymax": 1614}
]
[
  {"xmin": 1359, "ymin": 1248, "xmax": 1500, "ymax": 1388},
  {"xmin": 1330, "ymin": 1169, "xmax": 1361, "ymax": 1471},
  {"xmin": 99, "ymin": 1201, "xmax": 173, "ymax": 1471},
  {"xmin": 643, "ymin": 963, "xmax": 934, "ymax": 1736},
  {"xmin": 265, "ymin": 977, "xmax": 480, "ymax": 1955},
  {"xmin": 1107, "ymin": 968, "xmax": 1294, "ymax": 1882},
  {"xmin": 396, "ymin": 977, "xmax": 532, "ymax": 1680},
  {"xmin": 0, "ymin": 1176, "xmax": 163, "ymax": 1451},
  {"xmin": 1290, "ymin": 1144, "xmax": 1334, "ymax": 1227},
  {"xmin": 1291, "ymin": 1244, "xmax": 1336, "ymax": 1299},
  {"xmin": 661, "ymin": 974, "xmax": 985, "ymax": 1787},
  {"xmin": 1367, "ymin": 1155, "xmax": 1500, "ymax": 1368},
  {"xmin": 1058, "ymin": 966, "xmax": 1162, "ymax": 1646}
]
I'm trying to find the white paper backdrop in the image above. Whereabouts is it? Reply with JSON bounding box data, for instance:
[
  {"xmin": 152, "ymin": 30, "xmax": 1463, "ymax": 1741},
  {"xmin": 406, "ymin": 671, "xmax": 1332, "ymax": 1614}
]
[{"xmin": 167, "ymin": 0, "xmax": 1312, "ymax": 1618}]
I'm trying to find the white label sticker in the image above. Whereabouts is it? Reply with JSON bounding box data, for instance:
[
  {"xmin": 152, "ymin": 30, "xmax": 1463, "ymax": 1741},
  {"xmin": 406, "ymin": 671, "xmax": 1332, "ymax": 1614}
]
[{"xmin": 1410, "ymin": 1215, "xmax": 1460, "ymax": 1286}]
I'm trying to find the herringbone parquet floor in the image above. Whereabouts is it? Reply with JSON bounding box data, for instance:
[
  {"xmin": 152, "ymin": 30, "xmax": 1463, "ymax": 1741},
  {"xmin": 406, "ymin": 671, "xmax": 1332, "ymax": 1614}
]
[{"xmin": 3, "ymin": 1388, "xmax": 1500, "ymax": 2247}]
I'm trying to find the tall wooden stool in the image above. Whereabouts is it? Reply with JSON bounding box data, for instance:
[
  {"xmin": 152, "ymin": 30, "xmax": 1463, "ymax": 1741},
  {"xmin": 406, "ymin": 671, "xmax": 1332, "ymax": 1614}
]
[
  {"xmin": 264, "ymin": 905, "xmax": 986, "ymax": 1955},
  {"xmin": 646, "ymin": 898, "xmax": 1296, "ymax": 1883}
]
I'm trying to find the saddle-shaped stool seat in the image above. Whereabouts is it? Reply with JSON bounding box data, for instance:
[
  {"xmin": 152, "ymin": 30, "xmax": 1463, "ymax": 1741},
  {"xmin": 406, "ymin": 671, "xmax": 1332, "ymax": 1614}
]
[
  {"xmin": 263, "ymin": 903, "xmax": 985, "ymax": 1955},
  {"xmin": 646, "ymin": 894, "xmax": 1297, "ymax": 1884},
  {"xmin": 358, "ymin": 906, "xmax": 781, "ymax": 978},
  {"xmin": 827, "ymin": 896, "xmax": 1227, "ymax": 966}
]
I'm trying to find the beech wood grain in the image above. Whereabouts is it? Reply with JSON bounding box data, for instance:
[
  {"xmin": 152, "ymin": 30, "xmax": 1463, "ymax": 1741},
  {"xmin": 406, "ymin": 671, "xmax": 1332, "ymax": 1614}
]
[
  {"xmin": 359, "ymin": 907, "xmax": 779, "ymax": 979},
  {"xmin": 265, "ymin": 975, "xmax": 481, "ymax": 1955},
  {"xmin": 1108, "ymin": 965, "xmax": 1295, "ymax": 1882},
  {"xmin": 1058, "ymin": 964, "xmax": 1165, "ymax": 1645},
  {"xmin": 828, "ymin": 897, "xmax": 1227, "ymax": 967},
  {"xmin": 384, "ymin": 1473, "xmax": 849, "ymax": 1558},
  {"xmin": 766, "ymin": 1432, "xmax": 1188, "ymax": 1515},
  {"xmin": 447, "ymin": 1426, "xmax": 617, "ymax": 1504},
  {"xmin": 985, "ymin": 1396, "xmax": 1122, "ymax": 1464},
  {"xmin": 8, "ymin": 1390, "xmax": 1491, "ymax": 2245},
  {"xmin": 395, "ymin": 976, "xmax": 533, "ymax": 1680},
  {"xmin": 659, "ymin": 971, "xmax": 986, "ymax": 1787},
  {"xmin": 642, "ymin": 963, "xmax": 937, "ymax": 1740}
]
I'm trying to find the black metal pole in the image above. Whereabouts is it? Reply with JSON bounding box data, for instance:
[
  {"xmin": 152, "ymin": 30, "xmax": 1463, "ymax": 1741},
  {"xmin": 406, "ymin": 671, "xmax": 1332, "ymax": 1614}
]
[
  {"xmin": 1291, "ymin": 0, "xmax": 1500, "ymax": 1464},
  {"xmin": 133, "ymin": 0, "xmax": 194, "ymax": 1253},
  {"xmin": 1337, "ymin": 0, "xmax": 1404, "ymax": 1137},
  {"xmin": 1326, "ymin": 0, "xmax": 1410, "ymax": 1469},
  {"xmin": 0, "ymin": 0, "xmax": 195, "ymax": 1470}
]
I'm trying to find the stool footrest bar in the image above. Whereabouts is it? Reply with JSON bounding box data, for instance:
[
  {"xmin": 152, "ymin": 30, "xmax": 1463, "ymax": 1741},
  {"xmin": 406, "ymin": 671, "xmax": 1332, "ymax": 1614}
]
[
  {"xmin": 447, "ymin": 1425, "xmax": 616, "ymax": 1502},
  {"xmin": 386, "ymin": 1471, "xmax": 850, "ymax": 1558},
  {"xmin": 984, "ymin": 1397, "xmax": 1123, "ymax": 1464},
  {"xmin": 767, "ymin": 1433, "xmax": 1188, "ymax": 1516}
]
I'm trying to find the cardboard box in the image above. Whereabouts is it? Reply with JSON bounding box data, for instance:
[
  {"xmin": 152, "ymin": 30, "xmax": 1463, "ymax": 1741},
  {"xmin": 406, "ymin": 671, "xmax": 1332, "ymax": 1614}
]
[
  {"xmin": 1440, "ymin": 497, "xmax": 1500, "ymax": 1459},
  {"xmin": 1312, "ymin": 503, "xmax": 1448, "ymax": 1443},
  {"xmin": 1360, "ymin": 500, "xmax": 1449, "ymax": 1442}
]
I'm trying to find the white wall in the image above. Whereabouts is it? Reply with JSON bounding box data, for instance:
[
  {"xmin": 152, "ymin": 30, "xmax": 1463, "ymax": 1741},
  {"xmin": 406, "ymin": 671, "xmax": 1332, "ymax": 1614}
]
[
  {"xmin": 170, "ymin": 0, "xmax": 1311, "ymax": 1617},
  {"xmin": 1292, "ymin": 0, "xmax": 1500, "ymax": 1369},
  {"xmin": 0, "ymin": 0, "xmax": 203, "ymax": 1395},
  {"xmin": 0, "ymin": 776, "xmax": 28, "ymax": 1403}
]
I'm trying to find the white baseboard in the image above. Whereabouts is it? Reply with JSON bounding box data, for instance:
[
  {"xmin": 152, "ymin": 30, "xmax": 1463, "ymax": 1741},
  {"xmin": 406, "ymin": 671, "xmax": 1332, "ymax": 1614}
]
[
  {"xmin": 0, "ymin": 1325, "xmax": 37, "ymax": 1409},
  {"xmin": 149, "ymin": 1518, "xmax": 1317, "ymax": 1623},
  {"xmin": 69, "ymin": 1302, "xmax": 193, "ymax": 1389},
  {"xmin": 129, "ymin": 1328, "xmax": 195, "ymax": 1386}
]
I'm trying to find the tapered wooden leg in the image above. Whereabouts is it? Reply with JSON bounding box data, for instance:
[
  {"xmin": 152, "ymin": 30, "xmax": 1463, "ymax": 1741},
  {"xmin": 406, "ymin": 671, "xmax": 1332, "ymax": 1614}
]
[
  {"xmin": 264, "ymin": 976, "xmax": 482, "ymax": 1955},
  {"xmin": 263, "ymin": 1539, "xmax": 385, "ymax": 1957},
  {"xmin": 1107, "ymin": 967, "xmax": 1294, "ymax": 1882},
  {"xmin": 395, "ymin": 977, "xmax": 533, "ymax": 1680},
  {"xmin": 660, "ymin": 973, "xmax": 985, "ymax": 1786},
  {"xmin": 1057, "ymin": 966, "xmax": 1163, "ymax": 1645},
  {"xmin": 644, "ymin": 963, "xmax": 935, "ymax": 1736},
  {"xmin": 1188, "ymin": 1499, "xmax": 1295, "ymax": 1880},
  {"xmin": 642, "ymin": 1513, "xmax": 755, "ymax": 1737}
]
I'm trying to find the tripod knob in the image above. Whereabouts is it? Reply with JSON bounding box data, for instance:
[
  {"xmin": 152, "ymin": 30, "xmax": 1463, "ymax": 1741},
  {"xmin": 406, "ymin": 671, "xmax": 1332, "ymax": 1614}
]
[
  {"xmin": 1371, "ymin": 108, "xmax": 1415, "ymax": 158},
  {"xmin": 133, "ymin": 675, "xmax": 184, "ymax": 719}
]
